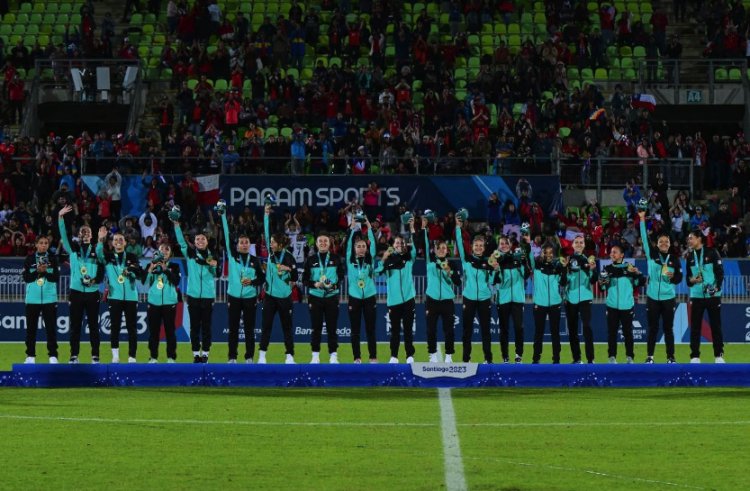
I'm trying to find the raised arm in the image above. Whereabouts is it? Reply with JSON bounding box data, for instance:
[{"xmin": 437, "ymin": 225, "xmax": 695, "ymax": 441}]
[
  {"xmin": 173, "ymin": 221, "xmax": 189, "ymax": 256},
  {"xmin": 347, "ymin": 228, "xmax": 355, "ymax": 260},
  {"xmin": 264, "ymin": 205, "xmax": 271, "ymax": 251},
  {"xmin": 455, "ymin": 223, "xmax": 466, "ymax": 261},
  {"xmin": 638, "ymin": 210, "xmax": 651, "ymax": 258},
  {"xmin": 367, "ymin": 227, "xmax": 376, "ymax": 258},
  {"xmin": 95, "ymin": 226, "xmax": 108, "ymax": 263},
  {"xmin": 221, "ymin": 213, "xmax": 231, "ymax": 257},
  {"xmin": 57, "ymin": 204, "xmax": 75, "ymax": 254}
]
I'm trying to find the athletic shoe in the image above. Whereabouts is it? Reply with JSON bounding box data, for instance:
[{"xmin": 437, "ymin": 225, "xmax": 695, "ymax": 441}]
[
  {"xmin": 245, "ymin": 358, "xmax": 253, "ymax": 364},
  {"xmin": 388, "ymin": 357, "xmax": 399, "ymax": 364},
  {"xmin": 69, "ymin": 356, "xmax": 79, "ymax": 364},
  {"xmin": 329, "ymin": 352, "xmax": 339, "ymax": 364},
  {"xmin": 667, "ymin": 357, "xmax": 676, "ymax": 364},
  {"xmin": 626, "ymin": 357, "xmax": 634, "ymax": 364},
  {"xmin": 514, "ymin": 355, "xmax": 522, "ymax": 364},
  {"xmin": 353, "ymin": 358, "xmax": 362, "ymax": 364},
  {"xmin": 645, "ymin": 356, "xmax": 654, "ymax": 364},
  {"xmin": 285, "ymin": 354, "xmax": 295, "ymax": 364},
  {"xmin": 406, "ymin": 356, "xmax": 415, "ymax": 364},
  {"xmin": 193, "ymin": 355, "xmax": 202, "ymax": 364},
  {"xmin": 24, "ymin": 356, "xmax": 35, "ymax": 364},
  {"xmin": 258, "ymin": 351, "xmax": 267, "ymax": 364},
  {"xmin": 444, "ymin": 354, "xmax": 453, "ymax": 363},
  {"xmin": 148, "ymin": 358, "xmax": 158, "ymax": 364},
  {"xmin": 310, "ymin": 352, "xmax": 320, "ymax": 364},
  {"xmin": 227, "ymin": 359, "xmax": 237, "ymax": 364},
  {"xmin": 369, "ymin": 358, "xmax": 378, "ymax": 364},
  {"xmin": 49, "ymin": 357, "xmax": 58, "ymax": 364},
  {"xmin": 128, "ymin": 357, "xmax": 137, "ymax": 363},
  {"xmin": 587, "ymin": 360, "xmax": 595, "ymax": 364},
  {"xmin": 715, "ymin": 356, "xmax": 726, "ymax": 364},
  {"xmin": 91, "ymin": 356, "xmax": 100, "ymax": 364},
  {"xmin": 200, "ymin": 354, "xmax": 208, "ymax": 363},
  {"xmin": 503, "ymin": 357, "xmax": 510, "ymax": 364},
  {"xmin": 571, "ymin": 360, "xmax": 583, "ymax": 364},
  {"xmin": 167, "ymin": 358, "xmax": 176, "ymax": 363},
  {"xmin": 111, "ymin": 348, "xmax": 120, "ymax": 364},
  {"xmin": 429, "ymin": 353, "xmax": 438, "ymax": 363},
  {"xmin": 690, "ymin": 357, "xmax": 701, "ymax": 364},
  {"xmin": 608, "ymin": 357, "xmax": 617, "ymax": 364}
]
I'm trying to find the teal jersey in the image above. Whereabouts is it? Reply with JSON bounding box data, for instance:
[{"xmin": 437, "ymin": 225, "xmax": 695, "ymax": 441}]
[
  {"xmin": 302, "ymin": 251, "xmax": 345, "ymax": 299},
  {"xmin": 263, "ymin": 213, "xmax": 298, "ymax": 298},
  {"xmin": 601, "ymin": 262, "xmax": 645, "ymax": 310},
  {"xmin": 96, "ymin": 243, "xmax": 141, "ymax": 302},
  {"xmin": 380, "ymin": 245, "xmax": 416, "ymax": 306},
  {"xmin": 145, "ymin": 263, "xmax": 181, "ymax": 306},
  {"xmin": 686, "ymin": 246, "xmax": 723, "ymax": 299},
  {"xmin": 23, "ymin": 253, "xmax": 59, "ymax": 304},
  {"xmin": 422, "ymin": 229, "xmax": 459, "ymax": 301},
  {"xmin": 528, "ymin": 252, "xmax": 567, "ymax": 307},
  {"xmin": 58, "ymin": 219, "xmax": 100, "ymax": 293},
  {"xmin": 495, "ymin": 251, "xmax": 528, "ymax": 304},
  {"xmin": 640, "ymin": 221, "xmax": 682, "ymax": 300},
  {"xmin": 455, "ymin": 226, "xmax": 494, "ymax": 301},
  {"xmin": 221, "ymin": 214, "xmax": 263, "ymax": 299},
  {"xmin": 565, "ymin": 253, "xmax": 598, "ymax": 304},
  {"xmin": 175, "ymin": 223, "xmax": 217, "ymax": 299},
  {"xmin": 346, "ymin": 228, "xmax": 378, "ymax": 300}
]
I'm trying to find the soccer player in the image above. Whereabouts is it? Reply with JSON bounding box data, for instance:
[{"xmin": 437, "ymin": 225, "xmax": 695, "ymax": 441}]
[
  {"xmin": 346, "ymin": 217, "xmax": 379, "ymax": 363},
  {"xmin": 219, "ymin": 203, "xmax": 264, "ymax": 363},
  {"xmin": 418, "ymin": 215, "xmax": 461, "ymax": 363},
  {"xmin": 686, "ymin": 229, "xmax": 725, "ymax": 363},
  {"xmin": 171, "ymin": 210, "xmax": 218, "ymax": 363},
  {"xmin": 455, "ymin": 215, "xmax": 494, "ymax": 363},
  {"xmin": 598, "ymin": 245, "xmax": 645, "ymax": 363},
  {"xmin": 145, "ymin": 243, "xmax": 181, "ymax": 363},
  {"xmin": 22, "ymin": 236, "xmax": 59, "ymax": 364},
  {"xmin": 494, "ymin": 236, "xmax": 529, "ymax": 363},
  {"xmin": 526, "ymin": 241, "xmax": 568, "ymax": 364},
  {"xmin": 380, "ymin": 218, "xmax": 417, "ymax": 363},
  {"xmin": 258, "ymin": 204, "xmax": 299, "ymax": 364},
  {"xmin": 639, "ymin": 210, "xmax": 682, "ymax": 363},
  {"xmin": 564, "ymin": 235, "xmax": 598, "ymax": 364},
  {"xmin": 303, "ymin": 234, "xmax": 345, "ymax": 364},
  {"xmin": 97, "ymin": 227, "xmax": 144, "ymax": 363},
  {"xmin": 58, "ymin": 205, "xmax": 103, "ymax": 364}
]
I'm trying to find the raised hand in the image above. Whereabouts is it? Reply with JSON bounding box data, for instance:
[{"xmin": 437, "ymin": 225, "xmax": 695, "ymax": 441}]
[
  {"xmin": 59, "ymin": 204, "xmax": 74, "ymax": 217},
  {"xmin": 98, "ymin": 226, "xmax": 108, "ymax": 241}
]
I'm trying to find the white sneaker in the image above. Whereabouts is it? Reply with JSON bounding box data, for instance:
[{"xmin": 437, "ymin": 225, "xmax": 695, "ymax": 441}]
[
  {"xmin": 227, "ymin": 359, "xmax": 237, "ymax": 364},
  {"xmin": 148, "ymin": 358, "xmax": 158, "ymax": 364},
  {"xmin": 353, "ymin": 358, "xmax": 362, "ymax": 364},
  {"xmin": 49, "ymin": 356, "xmax": 59, "ymax": 364},
  {"xmin": 406, "ymin": 356, "xmax": 414, "ymax": 364},
  {"xmin": 388, "ymin": 357, "xmax": 399, "ymax": 364},
  {"xmin": 310, "ymin": 352, "xmax": 320, "ymax": 364},
  {"xmin": 258, "ymin": 351, "xmax": 267, "ymax": 364},
  {"xmin": 369, "ymin": 358, "xmax": 378, "ymax": 364},
  {"xmin": 608, "ymin": 356, "xmax": 617, "ymax": 364},
  {"xmin": 429, "ymin": 353, "xmax": 438, "ymax": 363},
  {"xmin": 167, "ymin": 358, "xmax": 176, "ymax": 363},
  {"xmin": 626, "ymin": 356, "xmax": 634, "ymax": 364},
  {"xmin": 69, "ymin": 356, "xmax": 79, "ymax": 364},
  {"xmin": 329, "ymin": 352, "xmax": 339, "ymax": 364},
  {"xmin": 111, "ymin": 348, "xmax": 120, "ymax": 364},
  {"xmin": 285, "ymin": 354, "xmax": 295, "ymax": 364},
  {"xmin": 444, "ymin": 354, "xmax": 453, "ymax": 363},
  {"xmin": 245, "ymin": 358, "xmax": 253, "ymax": 364},
  {"xmin": 24, "ymin": 356, "xmax": 35, "ymax": 364},
  {"xmin": 715, "ymin": 356, "xmax": 726, "ymax": 364},
  {"xmin": 128, "ymin": 357, "xmax": 137, "ymax": 363},
  {"xmin": 690, "ymin": 357, "xmax": 701, "ymax": 364},
  {"xmin": 91, "ymin": 357, "xmax": 100, "ymax": 364}
]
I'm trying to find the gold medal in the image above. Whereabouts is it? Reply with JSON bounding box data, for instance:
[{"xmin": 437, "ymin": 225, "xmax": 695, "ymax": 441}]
[
  {"xmin": 588, "ymin": 255, "xmax": 596, "ymax": 265},
  {"xmin": 36, "ymin": 278, "xmax": 44, "ymax": 286},
  {"xmin": 661, "ymin": 264, "xmax": 669, "ymax": 275},
  {"xmin": 441, "ymin": 260, "xmax": 451, "ymax": 271},
  {"xmin": 277, "ymin": 264, "xmax": 284, "ymax": 276},
  {"xmin": 80, "ymin": 266, "xmax": 88, "ymax": 275},
  {"xmin": 357, "ymin": 279, "xmax": 365, "ymax": 289},
  {"xmin": 117, "ymin": 275, "xmax": 125, "ymax": 284},
  {"xmin": 319, "ymin": 275, "xmax": 327, "ymax": 283},
  {"xmin": 156, "ymin": 278, "xmax": 164, "ymax": 290}
]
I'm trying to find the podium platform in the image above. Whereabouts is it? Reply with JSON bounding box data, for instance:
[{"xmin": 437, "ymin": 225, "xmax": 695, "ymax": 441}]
[{"xmin": 3, "ymin": 363, "xmax": 750, "ymax": 388}]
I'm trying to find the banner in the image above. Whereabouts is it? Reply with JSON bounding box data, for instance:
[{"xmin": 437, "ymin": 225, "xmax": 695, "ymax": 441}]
[{"xmin": 3, "ymin": 302, "xmax": 748, "ymax": 346}]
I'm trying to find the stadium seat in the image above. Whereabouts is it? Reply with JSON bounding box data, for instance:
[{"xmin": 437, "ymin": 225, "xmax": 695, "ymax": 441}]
[
  {"xmin": 728, "ymin": 68, "xmax": 742, "ymax": 81},
  {"xmin": 633, "ymin": 46, "xmax": 646, "ymax": 58},
  {"xmin": 714, "ymin": 68, "xmax": 728, "ymax": 81},
  {"xmin": 594, "ymin": 68, "xmax": 608, "ymax": 81}
]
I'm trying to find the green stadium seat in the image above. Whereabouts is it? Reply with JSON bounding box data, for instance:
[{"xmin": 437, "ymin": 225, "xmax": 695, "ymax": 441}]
[
  {"xmin": 280, "ymin": 127, "xmax": 293, "ymax": 139},
  {"xmin": 594, "ymin": 68, "xmax": 608, "ymax": 80},
  {"xmin": 16, "ymin": 13, "xmax": 29, "ymax": 24},
  {"xmin": 714, "ymin": 68, "xmax": 728, "ymax": 81},
  {"xmin": 214, "ymin": 79, "xmax": 229, "ymax": 91},
  {"xmin": 286, "ymin": 68, "xmax": 299, "ymax": 79},
  {"xmin": 33, "ymin": 3, "xmax": 45, "ymax": 13},
  {"xmin": 640, "ymin": 2, "xmax": 653, "ymax": 13},
  {"xmin": 620, "ymin": 57, "xmax": 634, "ymax": 69},
  {"xmin": 729, "ymin": 68, "xmax": 742, "ymax": 81},
  {"xmin": 187, "ymin": 79, "xmax": 198, "ymax": 90},
  {"xmin": 19, "ymin": 4, "xmax": 31, "ymax": 14},
  {"xmin": 581, "ymin": 68, "xmax": 594, "ymax": 79},
  {"xmin": 619, "ymin": 46, "xmax": 632, "ymax": 57},
  {"xmin": 59, "ymin": 3, "xmax": 73, "ymax": 14},
  {"xmin": 626, "ymin": 2, "xmax": 640, "ymax": 12},
  {"xmin": 265, "ymin": 127, "xmax": 279, "ymax": 138},
  {"xmin": 0, "ymin": 25, "xmax": 10, "ymax": 37},
  {"xmin": 12, "ymin": 25, "xmax": 25, "ymax": 36},
  {"xmin": 46, "ymin": 4, "xmax": 58, "ymax": 13},
  {"xmin": 130, "ymin": 13, "xmax": 143, "ymax": 25},
  {"xmin": 567, "ymin": 67, "xmax": 580, "ymax": 80},
  {"xmin": 507, "ymin": 23, "xmax": 520, "ymax": 34},
  {"xmin": 25, "ymin": 25, "xmax": 39, "ymax": 35},
  {"xmin": 57, "ymin": 14, "xmax": 70, "ymax": 25},
  {"xmin": 633, "ymin": 45, "xmax": 646, "ymax": 58}
]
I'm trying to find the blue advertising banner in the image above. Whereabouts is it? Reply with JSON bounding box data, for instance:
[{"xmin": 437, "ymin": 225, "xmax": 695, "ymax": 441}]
[{"xmin": 4, "ymin": 302, "xmax": 748, "ymax": 348}]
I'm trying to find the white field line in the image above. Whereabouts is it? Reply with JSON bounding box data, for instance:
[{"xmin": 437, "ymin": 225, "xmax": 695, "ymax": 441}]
[
  {"xmin": 438, "ymin": 388, "xmax": 468, "ymax": 491},
  {"xmin": 464, "ymin": 456, "xmax": 706, "ymax": 490}
]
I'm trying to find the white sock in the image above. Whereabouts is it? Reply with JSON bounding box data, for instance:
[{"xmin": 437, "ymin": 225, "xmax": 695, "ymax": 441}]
[{"xmin": 193, "ymin": 351, "xmax": 200, "ymax": 357}]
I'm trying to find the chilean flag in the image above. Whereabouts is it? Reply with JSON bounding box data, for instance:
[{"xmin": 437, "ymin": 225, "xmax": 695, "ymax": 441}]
[
  {"xmin": 196, "ymin": 174, "xmax": 220, "ymax": 205},
  {"xmin": 631, "ymin": 93, "xmax": 656, "ymax": 112}
]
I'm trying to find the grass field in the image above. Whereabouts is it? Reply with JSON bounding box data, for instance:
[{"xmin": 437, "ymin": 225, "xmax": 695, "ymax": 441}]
[{"xmin": 2, "ymin": 343, "xmax": 750, "ymax": 491}]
